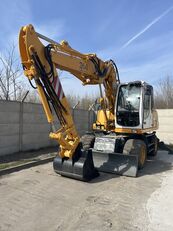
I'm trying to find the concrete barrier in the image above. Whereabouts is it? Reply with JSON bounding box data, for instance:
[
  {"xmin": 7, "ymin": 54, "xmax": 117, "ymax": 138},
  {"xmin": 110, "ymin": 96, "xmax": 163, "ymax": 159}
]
[
  {"xmin": 0, "ymin": 100, "xmax": 94, "ymax": 156},
  {"xmin": 0, "ymin": 101, "xmax": 20, "ymax": 156},
  {"xmin": 157, "ymin": 109, "xmax": 173, "ymax": 145},
  {"xmin": 0, "ymin": 100, "xmax": 172, "ymax": 156}
]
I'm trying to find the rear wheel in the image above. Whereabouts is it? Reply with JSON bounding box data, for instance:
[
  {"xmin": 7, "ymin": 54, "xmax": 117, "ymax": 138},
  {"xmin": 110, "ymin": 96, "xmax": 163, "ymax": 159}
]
[
  {"xmin": 149, "ymin": 135, "xmax": 158, "ymax": 156},
  {"xmin": 123, "ymin": 139, "xmax": 147, "ymax": 169}
]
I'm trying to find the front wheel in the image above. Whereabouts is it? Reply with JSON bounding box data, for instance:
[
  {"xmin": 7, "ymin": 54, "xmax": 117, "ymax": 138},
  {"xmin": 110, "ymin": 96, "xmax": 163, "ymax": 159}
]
[{"xmin": 80, "ymin": 134, "xmax": 95, "ymax": 150}]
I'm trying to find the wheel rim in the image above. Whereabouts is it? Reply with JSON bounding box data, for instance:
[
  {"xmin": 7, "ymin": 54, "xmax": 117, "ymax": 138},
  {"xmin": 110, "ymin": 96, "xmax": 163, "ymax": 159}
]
[{"xmin": 140, "ymin": 146, "xmax": 146, "ymax": 165}]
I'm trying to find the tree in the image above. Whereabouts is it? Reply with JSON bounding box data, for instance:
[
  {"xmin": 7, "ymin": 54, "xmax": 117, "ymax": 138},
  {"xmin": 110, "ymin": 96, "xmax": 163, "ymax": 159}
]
[
  {"xmin": 155, "ymin": 75, "xmax": 173, "ymax": 109},
  {"xmin": 0, "ymin": 44, "xmax": 26, "ymax": 101},
  {"xmin": 66, "ymin": 93, "xmax": 99, "ymax": 110}
]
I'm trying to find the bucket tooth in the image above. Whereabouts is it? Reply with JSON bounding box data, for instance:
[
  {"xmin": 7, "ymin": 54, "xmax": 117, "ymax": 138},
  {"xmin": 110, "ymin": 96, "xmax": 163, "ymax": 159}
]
[{"xmin": 53, "ymin": 149, "xmax": 99, "ymax": 181}]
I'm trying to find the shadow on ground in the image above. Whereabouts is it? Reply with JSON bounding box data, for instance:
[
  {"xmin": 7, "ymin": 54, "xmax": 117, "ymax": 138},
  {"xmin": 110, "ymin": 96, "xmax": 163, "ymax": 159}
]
[
  {"xmin": 91, "ymin": 150, "xmax": 173, "ymax": 183},
  {"xmin": 90, "ymin": 171, "xmax": 119, "ymax": 183},
  {"xmin": 159, "ymin": 141, "xmax": 173, "ymax": 154},
  {"xmin": 138, "ymin": 152, "xmax": 173, "ymax": 177}
]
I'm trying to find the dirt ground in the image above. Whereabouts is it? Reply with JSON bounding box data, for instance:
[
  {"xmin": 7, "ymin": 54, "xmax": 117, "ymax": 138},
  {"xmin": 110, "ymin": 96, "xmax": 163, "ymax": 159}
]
[{"xmin": 0, "ymin": 150, "xmax": 173, "ymax": 231}]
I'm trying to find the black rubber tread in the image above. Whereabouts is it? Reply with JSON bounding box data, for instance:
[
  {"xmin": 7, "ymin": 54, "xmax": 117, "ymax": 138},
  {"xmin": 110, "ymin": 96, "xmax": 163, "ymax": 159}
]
[
  {"xmin": 123, "ymin": 139, "xmax": 147, "ymax": 169},
  {"xmin": 148, "ymin": 135, "xmax": 158, "ymax": 156},
  {"xmin": 80, "ymin": 134, "xmax": 95, "ymax": 151}
]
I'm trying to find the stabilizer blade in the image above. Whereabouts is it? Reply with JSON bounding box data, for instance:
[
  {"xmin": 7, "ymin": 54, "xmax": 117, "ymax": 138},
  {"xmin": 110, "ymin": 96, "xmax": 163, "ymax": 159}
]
[{"xmin": 92, "ymin": 150, "xmax": 138, "ymax": 177}]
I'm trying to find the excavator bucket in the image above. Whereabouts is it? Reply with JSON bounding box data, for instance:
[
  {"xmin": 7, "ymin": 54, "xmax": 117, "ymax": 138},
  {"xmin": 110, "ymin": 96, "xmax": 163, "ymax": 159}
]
[
  {"xmin": 92, "ymin": 150, "xmax": 138, "ymax": 177},
  {"xmin": 53, "ymin": 146, "xmax": 99, "ymax": 181}
]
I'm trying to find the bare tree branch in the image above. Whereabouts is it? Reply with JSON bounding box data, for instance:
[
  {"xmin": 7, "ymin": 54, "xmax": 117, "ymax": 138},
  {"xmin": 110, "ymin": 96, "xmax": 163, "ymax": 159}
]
[
  {"xmin": 155, "ymin": 75, "xmax": 173, "ymax": 109},
  {"xmin": 0, "ymin": 44, "xmax": 25, "ymax": 101}
]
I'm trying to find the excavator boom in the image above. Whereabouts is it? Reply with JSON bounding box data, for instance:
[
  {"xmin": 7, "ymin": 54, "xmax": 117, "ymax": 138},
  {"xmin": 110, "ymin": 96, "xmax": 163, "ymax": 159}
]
[{"xmin": 19, "ymin": 25, "xmax": 101, "ymax": 180}]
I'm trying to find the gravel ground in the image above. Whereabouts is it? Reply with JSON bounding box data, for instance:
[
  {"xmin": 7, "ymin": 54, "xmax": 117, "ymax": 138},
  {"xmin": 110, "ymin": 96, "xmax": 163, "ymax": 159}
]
[{"xmin": 0, "ymin": 150, "xmax": 173, "ymax": 231}]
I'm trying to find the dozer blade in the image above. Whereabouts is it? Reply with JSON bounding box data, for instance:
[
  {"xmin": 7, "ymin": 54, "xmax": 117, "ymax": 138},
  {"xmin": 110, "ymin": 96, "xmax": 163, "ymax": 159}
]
[
  {"xmin": 92, "ymin": 150, "xmax": 138, "ymax": 177},
  {"xmin": 53, "ymin": 148, "xmax": 99, "ymax": 181}
]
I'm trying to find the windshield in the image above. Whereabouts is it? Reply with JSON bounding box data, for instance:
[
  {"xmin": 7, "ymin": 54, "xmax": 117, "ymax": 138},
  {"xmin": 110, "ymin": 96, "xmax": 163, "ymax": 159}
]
[{"xmin": 117, "ymin": 84, "xmax": 141, "ymax": 112}]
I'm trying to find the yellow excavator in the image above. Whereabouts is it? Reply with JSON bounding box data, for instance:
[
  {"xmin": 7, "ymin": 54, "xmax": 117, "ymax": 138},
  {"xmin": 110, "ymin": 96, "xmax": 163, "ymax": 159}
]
[{"xmin": 19, "ymin": 24, "xmax": 159, "ymax": 181}]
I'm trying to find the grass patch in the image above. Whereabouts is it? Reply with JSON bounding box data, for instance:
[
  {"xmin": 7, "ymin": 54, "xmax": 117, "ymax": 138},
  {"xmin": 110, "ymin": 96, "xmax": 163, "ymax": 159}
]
[
  {"xmin": 0, "ymin": 152, "xmax": 56, "ymax": 170},
  {"xmin": 0, "ymin": 159, "xmax": 31, "ymax": 170}
]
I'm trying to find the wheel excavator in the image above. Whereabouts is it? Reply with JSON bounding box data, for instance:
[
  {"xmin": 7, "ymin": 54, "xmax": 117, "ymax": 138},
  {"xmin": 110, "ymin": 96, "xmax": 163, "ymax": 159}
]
[{"xmin": 19, "ymin": 24, "xmax": 159, "ymax": 181}]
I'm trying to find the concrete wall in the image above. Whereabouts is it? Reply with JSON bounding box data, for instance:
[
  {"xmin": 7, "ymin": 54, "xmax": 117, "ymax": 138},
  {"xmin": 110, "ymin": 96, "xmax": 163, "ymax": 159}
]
[
  {"xmin": 22, "ymin": 103, "xmax": 52, "ymax": 151},
  {"xmin": 0, "ymin": 101, "xmax": 20, "ymax": 156},
  {"xmin": 157, "ymin": 109, "xmax": 173, "ymax": 144},
  {"xmin": 0, "ymin": 100, "xmax": 172, "ymax": 156},
  {"xmin": 0, "ymin": 100, "xmax": 94, "ymax": 156}
]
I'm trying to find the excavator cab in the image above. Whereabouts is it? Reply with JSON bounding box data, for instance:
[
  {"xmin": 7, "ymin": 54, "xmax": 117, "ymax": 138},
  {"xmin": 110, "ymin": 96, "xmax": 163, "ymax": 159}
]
[
  {"xmin": 92, "ymin": 81, "xmax": 158, "ymax": 177},
  {"xmin": 115, "ymin": 81, "xmax": 158, "ymax": 130},
  {"xmin": 116, "ymin": 82, "xmax": 141, "ymax": 127}
]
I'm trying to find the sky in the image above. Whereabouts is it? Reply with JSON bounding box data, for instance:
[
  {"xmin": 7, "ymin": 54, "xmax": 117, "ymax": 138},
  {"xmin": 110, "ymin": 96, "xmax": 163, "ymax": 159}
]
[{"xmin": 0, "ymin": 0, "xmax": 173, "ymax": 96}]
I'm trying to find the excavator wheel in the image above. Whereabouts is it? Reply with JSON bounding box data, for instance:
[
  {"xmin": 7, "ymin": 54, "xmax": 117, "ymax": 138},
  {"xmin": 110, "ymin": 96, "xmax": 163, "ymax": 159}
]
[
  {"xmin": 123, "ymin": 139, "xmax": 147, "ymax": 169},
  {"xmin": 80, "ymin": 133, "xmax": 95, "ymax": 151},
  {"xmin": 148, "ymin": 135, "xmax": 158, "ymax": 156}
]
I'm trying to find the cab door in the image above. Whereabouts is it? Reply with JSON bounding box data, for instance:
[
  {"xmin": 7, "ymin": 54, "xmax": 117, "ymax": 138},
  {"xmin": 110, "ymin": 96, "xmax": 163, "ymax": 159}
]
[{"xmin": 143, "ymin": 86, "xmax": 153, "ymax": 129}]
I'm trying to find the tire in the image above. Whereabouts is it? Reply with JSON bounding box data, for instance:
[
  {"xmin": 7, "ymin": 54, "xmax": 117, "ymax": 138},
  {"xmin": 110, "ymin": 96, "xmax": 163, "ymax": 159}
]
[
  {"xmin": 149, "ymin": 136, "xmax": 158, "ymax": 156},
  {"xmin": 123, "ymin": 139, "xmax": 147, "ymax": 169},
  {"xmin": 80, "ymin": 134, "xmax": 95, "ymax": 150}
]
